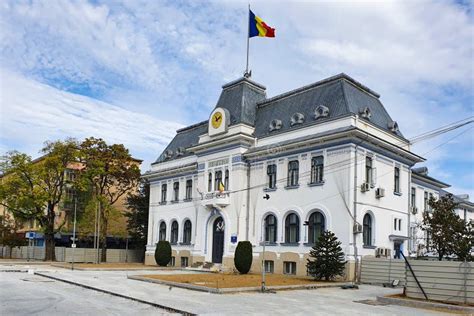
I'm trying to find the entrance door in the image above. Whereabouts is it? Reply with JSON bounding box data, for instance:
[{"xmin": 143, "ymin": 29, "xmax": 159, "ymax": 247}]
[
  {"xmin": 212, "ymin": 217, "xmax": 225, "ymax": 263},
  {"xmin": 394, "ymin": 241, "xmax": 402, "ymax": 259}
]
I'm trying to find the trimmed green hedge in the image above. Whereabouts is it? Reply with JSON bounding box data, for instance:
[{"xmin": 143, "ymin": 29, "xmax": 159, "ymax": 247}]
[
  {"xmin": 234, "ymin": 241, "xmax": 253, "ymax": 274},
  {"xmin": 155, "ymin": 240, "xmax": 172, "ymax": 266}
]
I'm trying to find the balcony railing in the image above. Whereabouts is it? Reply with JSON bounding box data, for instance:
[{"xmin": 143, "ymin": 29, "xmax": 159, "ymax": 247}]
[{"xmin": 201, "ymin": 191, "xmax": 230, "ymax": 208}]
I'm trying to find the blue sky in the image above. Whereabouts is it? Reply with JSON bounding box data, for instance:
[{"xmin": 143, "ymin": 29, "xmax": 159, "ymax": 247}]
[{"xmin": 0, "ymin": 0, "xmax": 473, "ymax": 197}]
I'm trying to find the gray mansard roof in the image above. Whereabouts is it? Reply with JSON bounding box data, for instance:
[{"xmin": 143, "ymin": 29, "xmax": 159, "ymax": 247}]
[
  {"xmin": 254, "ymin": 73, "xmax": 404, "ymax": 139},
  {"xmin": 154, "ymin": 73, "xmax": 406, "ymax": 164}
]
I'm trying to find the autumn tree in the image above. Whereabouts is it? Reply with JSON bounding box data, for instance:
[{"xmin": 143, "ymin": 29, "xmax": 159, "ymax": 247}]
[
  {"xmin": 422, "ymin": 194, "xmax": 465, "ymax": 261},
  {"xmin": 0, "ymin": 139, "xmax": 79, "ymax": 260},
  {"xmin": 125, "ymin": 179, "xmax": 149, "ymax": 253},
  {"xmin": 79, "ymin": 137, "xmax": 141, "ymax": 262}
]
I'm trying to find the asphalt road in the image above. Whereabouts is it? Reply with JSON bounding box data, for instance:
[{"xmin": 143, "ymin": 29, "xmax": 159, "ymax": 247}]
[{"xmin": 0, "ymin": 272, "xmax": 172, "ymax": 315}]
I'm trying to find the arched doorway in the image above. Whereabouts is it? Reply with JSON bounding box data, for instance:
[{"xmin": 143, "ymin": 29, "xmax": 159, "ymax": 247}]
[{"xmin": 212, "ymin": 216, "xmax": 225, "ymax": 263}]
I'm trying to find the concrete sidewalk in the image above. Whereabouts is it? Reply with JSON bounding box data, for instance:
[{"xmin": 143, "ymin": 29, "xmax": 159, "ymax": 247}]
[{"xmin": 27, "ymin": 268, "xmax": 448, "ymax": 315}]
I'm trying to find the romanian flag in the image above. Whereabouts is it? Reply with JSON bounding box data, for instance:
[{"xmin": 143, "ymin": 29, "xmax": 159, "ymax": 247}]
[
  {"xmin": 249, "ymin": 10, "xmax": 275, "ymax": 38},
  {"xmin": 218, "ymin": 181, "xmax": 225, "ymax": 193}
]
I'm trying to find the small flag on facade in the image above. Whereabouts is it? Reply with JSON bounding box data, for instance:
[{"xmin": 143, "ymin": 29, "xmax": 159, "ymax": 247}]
[
  {"xmin": 249, "ymin": 10, "xmax": 275, "ymax": 38},
  {"xmin": 218, "ymin": 181, "xmax": 225, "ymax": 193}
]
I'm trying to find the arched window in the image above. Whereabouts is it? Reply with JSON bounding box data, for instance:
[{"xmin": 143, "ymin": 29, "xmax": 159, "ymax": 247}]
[
  {"xmin": 224, "ymin": 169, "xmax": 229, "ymax": 190},
  {"xmin": 215, "ymin": 170, "xmax": 223, "ymax": 191},
  {"xmin": 170, "ymin": 221, "xmax": 179, "ymax": 244},
  {"xmin": 159, "ymin": 222, "xmax": 166, "ymax": 241},
  {"xmin": 285, "ymin": 213, "xmax": 300, "ymax": 243},
  {"xmin": 183, "ymin": 220, "xmax": 192, "ymax": 244},
  {"xmin": 208, "ymin": 172, "xmax": 212, "ymax": 191},
  {"xmin": 264, "ymin": 214, "xmax": 277, "ymax": 243},
  {"xmin": 308, "ymin": 211, "xmax": 325, "ymax": 243},
  {"xmin": 363, "ymin": 213, "xmax": 373, "ymax": 246}
]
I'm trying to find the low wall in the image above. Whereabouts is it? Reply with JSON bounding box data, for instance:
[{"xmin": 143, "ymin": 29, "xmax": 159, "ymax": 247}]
[
  {"xmin": 360, "ymin": 257, "xmax": 406, "ymax": 286},
  {"xmin": 405, "ymin": 260, "xmax": 473, "ymax": 305},
  {"xmin": 0, "ymin": 246, "xmax": 142, "ymax": 263}
]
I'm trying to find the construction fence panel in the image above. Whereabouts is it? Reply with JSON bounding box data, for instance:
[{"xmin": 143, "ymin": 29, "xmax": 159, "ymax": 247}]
[
  {"xmin": 360, "ymin": 257, "xmax": 406, "ymax": 286},
  {"xmin": 405, "ymin": 260, "xmax": 473, "ymax": 305}
]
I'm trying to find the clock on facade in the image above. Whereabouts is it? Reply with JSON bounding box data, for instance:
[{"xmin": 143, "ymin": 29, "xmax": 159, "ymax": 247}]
[
  {"xmin": 211, "ymin": 111, "xmax": 223, "ymax": 129},
  {"xmin": 208, "ymin": 107, "xmax": 229, "ymax": 136}
]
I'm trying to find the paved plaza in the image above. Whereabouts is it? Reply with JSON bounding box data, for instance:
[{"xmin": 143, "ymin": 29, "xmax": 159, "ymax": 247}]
[{"xmin": 0, "ymin": 262, "xmax": 452, "ymax": 315}]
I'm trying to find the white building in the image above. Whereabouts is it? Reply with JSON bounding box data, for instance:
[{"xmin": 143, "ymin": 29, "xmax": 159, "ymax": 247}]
[{"xmin": 144, "ymin": 74, "xmax": 472, "ymax": 276}]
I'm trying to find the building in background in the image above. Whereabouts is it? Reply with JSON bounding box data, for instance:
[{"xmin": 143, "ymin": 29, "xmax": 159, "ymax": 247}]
[{"xmin": 144, "ymin": 73, "xmax": 472, "ymax": 276}]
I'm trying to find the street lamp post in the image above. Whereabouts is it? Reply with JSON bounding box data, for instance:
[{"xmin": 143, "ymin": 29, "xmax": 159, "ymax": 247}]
[
  {"xmin": 71, "ymin": 194, "xmax": 77, "ymax": 270},
  {"xmin": 261, "ymin": 238, "xmax": 266, "ymax": 292}
]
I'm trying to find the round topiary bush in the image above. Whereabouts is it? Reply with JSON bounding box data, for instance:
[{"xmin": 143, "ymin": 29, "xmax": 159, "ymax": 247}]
[
  {"xmin": 234, "ymin": 241, "xmax": 253, "ymax": 274},
  {"xmin": 154, "ymin": 240, "xmax": 172, "ymax": 266}
]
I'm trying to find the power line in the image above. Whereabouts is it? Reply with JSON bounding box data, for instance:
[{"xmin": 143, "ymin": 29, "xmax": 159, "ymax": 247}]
[{"xmin": 149, "ymin": 117, "xmax": 473, "ymax": 213}]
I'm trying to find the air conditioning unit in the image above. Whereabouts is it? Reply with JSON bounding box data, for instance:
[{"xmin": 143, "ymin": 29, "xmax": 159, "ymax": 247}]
[
  {"xmin": 411, "ymin": 206, "xmax": 418, "ymax": 215},
  {"xmin": 375, "ymin": 187, "xmax": 385, "ymax": 198},
  {"xmin": 375, "ymin": 248, "xmax": 392, "ymax": 258},
  {"xmin": 353, "ymin": 223, "xmax": 363, "ymax": 234},
  {"xmin": 361, "ymin": 182, "xmax": 370, "ymax": 192}
]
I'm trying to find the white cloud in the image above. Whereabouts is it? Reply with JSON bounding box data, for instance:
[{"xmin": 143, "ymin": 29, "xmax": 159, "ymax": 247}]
[{"xmin": 0, "ymin": 69, "xmax": 182, "ymax": 168}]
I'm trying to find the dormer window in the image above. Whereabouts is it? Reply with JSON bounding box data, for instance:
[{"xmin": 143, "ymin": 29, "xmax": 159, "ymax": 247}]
[
  {"xmin": 290, "ymin": 113, "xmax": 305, "ymax": 126},
  {"xmin": 164, "ymin": 150, "xmax": 173, "ymax": 160},
  {"xmin": 269, "ymin": 119, "xmax": 282, "ymax": 132},
  {"xmin": 314, "ymin": 105, "xmax": 329, "ymax": 119},
  {"xmin": 176, "ymin": 147, "xmax": 186, "ymax": 156},
  {"xmin": 359, "ymin": 107, "xmax": 371, "ymax": 120},
  {"xmin": 388, "ymin": 121, "xmax": 399, "ymax": 133}
]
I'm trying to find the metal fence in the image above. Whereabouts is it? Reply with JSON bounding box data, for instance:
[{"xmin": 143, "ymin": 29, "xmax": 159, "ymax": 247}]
[{"xmin": 361, "ymin": 256, "xmax": 474, "ymax": 304}]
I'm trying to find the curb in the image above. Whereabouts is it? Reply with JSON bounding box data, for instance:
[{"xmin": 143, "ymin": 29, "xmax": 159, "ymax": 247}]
[
  {"xmin": 35, "ymin": 272, "xmax": 196, "ymax": 315},
  {"xmin": 376, "ymin": 295, "xmax": 474, "ymax": 314},
  {"xmin": 129, "ymin": 275, "xmax": 349, "ymax": 294}
]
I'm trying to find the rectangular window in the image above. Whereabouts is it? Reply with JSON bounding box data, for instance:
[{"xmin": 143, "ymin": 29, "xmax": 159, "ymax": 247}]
[
  {"xmin": 365, "ymin": 157, "xmax": 373, "ymax": 184},
  {"xmin": 224, "ymin": 169, "xmax": 229, "ymax": 190},
  {"xmin": 310, "ymin": 156, "xmax": 324, "ymax": 184},
  {"xmin": 394, "ymin": 218, "xmax": 397, "ymax": 231},
  {"xmin": 394, "ymin": 218, "xmax": 402, "ymax": 231},
  {"xmin": 181, "ymin": 257, "xmax": 189, "ymax": 267},
  {"xmin": 424, "ymin": 191, "xmax": 429, "ymax": 211},
  {"xmin": 161, "ymin": 184, "xmax": 167, "ymax": 203},
  {"xmin": 264, "ymin": 260, "xmax": 274, "ymax": 273},
  {"xmin": 287, "ymin": 160, "xmax": 299, "ymax": 187},
  {"xmin": 173, "ymin": 182, "xmax": 179, "ymax": 201},
  {"xmin": 398, "ymin": 219, "xmax": 402, "ymax": 231},
  {"xmin": 411, "ymin": 187, "xmax": 416, "ymax": 207},
  {"xmin": 185, "ymin": 180, "xmax": 192, "ymax": 200},
  {"xmin": 283, "ymin": 261, "xmax": 296, "ymax": 275},
  {"xmin": 267, "ymin": 164, "xmax": 277, "ymax": 189},
  {"xmin": 170, "ymin": 256, "xmax": 175, "ymax": 267},
  {"xmin": 208, "ymin": 173, "xmax": 213, "ymax": 192},
  {"xmin": 394, "ymin": 167, "xmax": 400, "ymax": 193}
]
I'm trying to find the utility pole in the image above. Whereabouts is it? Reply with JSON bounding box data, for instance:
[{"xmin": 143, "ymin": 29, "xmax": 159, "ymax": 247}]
[{"xmin": 71, "ymin": 193, "xmax": 77, "ymax": 270}]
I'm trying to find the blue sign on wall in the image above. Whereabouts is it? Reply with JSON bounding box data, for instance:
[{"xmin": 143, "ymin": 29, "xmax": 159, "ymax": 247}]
[{"xmin": 231, "ymin": 235, "xmax": 237, "ymax": 243}]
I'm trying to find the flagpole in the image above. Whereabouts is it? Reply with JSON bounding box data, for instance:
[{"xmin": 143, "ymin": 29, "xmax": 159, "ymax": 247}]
[{"xmin": 245, "ymin": 3, "xmax": 250, "ymax": 77}]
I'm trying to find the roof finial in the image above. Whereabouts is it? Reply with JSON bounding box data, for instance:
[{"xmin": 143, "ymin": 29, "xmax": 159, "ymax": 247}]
[{"xmin": 244, "ymin": 70, "xmax": 252, "ymax": 78}]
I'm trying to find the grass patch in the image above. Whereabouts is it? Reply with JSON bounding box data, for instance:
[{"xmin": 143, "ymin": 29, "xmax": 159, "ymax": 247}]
[{"xmin": 141, "ymin": 273, "xmax": 331, "ymax": 289}]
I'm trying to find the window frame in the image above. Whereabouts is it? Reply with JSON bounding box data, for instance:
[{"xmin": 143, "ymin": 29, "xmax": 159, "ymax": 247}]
[
  {"xmin": 159, "ymin": 221, "xmax": 167, "ymax": 241},
  {"xmin": 183, "ymin": 220, "xmax": 192, "ymax": 244},
  {"xmin": 170, "ymin": 221, "xmax": 179, "ymax": 244},
  {"xmin": 264, "ymin": 214, "xmax": 277, "ymax": 243},
  {"xmin": 365, "ymin": 157, "xmax": 373, "ymax": 184},
  {"xmin": 267, "ymin": 164, "xmax": 277, "ymax": 189},
  {"xmin": 310, "ymin": 156, "xmax": 324, "ymax": 184},
  {"xmin": 308, "ymin": 211, "xmax": 325, "ymax": 244},
  {"xmin": 214, "ymin": 170, "xmax": 223, "ymax": 191},
  {"xmin": 224, "ymin": 169, "xmax": 229, "ymax": 191},
  {"xmin": 287, "ymin": 160, "xmax": 299, "ymax": 187},
  {"xmin": 394, "ymin": 167, "xmax": 400, "ymax": 193},
  {"xmin": 185, "ymin": 179, "xmax": 193, "ymax": 200},
  {"xmin": 173, "ymin": 181, "xmax": 179, "ymax": 201},
  {"xmin": 363, "ymin": 213, "xmax": 373, "ymax": 246},
  {"xmin": 208, "ymin": 172, "xmax": 213, "ymax": 192},
  {"xmin": 161, "ymin": 184, "xmax": 167, "ymax": 203},
  {"xmin": 411, "ymin": 187, "xmax": 416, "ymax": 207},
  {"xmin": 285, "ymin": 213, "xmax": 300, "ymax": 243},
  {"xmin": 283, "ymin": 261, "xmax": 297, "ymax": 275},
  {"xmin": 264, "ymin": 260, "xmax": 274, "ymax": 273}
]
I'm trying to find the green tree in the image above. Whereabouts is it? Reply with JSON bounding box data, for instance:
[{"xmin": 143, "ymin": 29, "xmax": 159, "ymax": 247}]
[
  {"xmin": 125, "ymin": 180, "xmax": 149, "ymax": 253},
  {"xmin": 154, "ymin": 240, "xmax": 171, "ymax": 266},
  {"xmin": 0, "ymin": 139, "xmax": 79, "ymax": 260},
  {"xmin": 79, "ymin": 137, "xmax": 141, "ymax": 262},
  {"xmin": 454, "ymin": 221, "xmax": 473, "ymax": 262},
  {"xmin": 306, "ymin": 230, "xmax": 346, "ymax": 281},
  {"xmin": 422, "ymin": 194, "xmax": 464, "ymax": 261},
  {"xmin": 0, "ymin": 213, "xmax": 27, "ymax": 257},
  {"xmin": 234, "ymin": 241, "xmax": 253, "ymax": 274}
]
